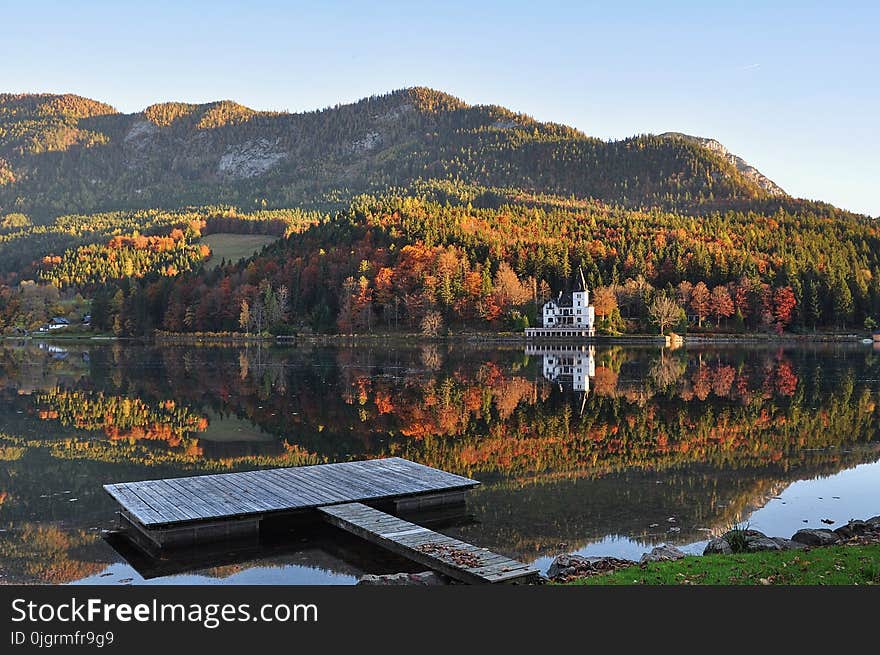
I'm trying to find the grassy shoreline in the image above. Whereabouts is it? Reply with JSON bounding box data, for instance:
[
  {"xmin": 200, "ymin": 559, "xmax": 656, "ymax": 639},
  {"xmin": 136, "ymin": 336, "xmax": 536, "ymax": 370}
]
[{"xmin": 562, "ymin": 544, "xmax": 880, "ymax": 585}]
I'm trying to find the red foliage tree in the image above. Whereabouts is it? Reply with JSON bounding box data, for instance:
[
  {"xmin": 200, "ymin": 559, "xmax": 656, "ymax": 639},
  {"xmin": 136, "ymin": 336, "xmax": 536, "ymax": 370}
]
[
  {"xmin": 710, "ymin": 285, "xmax": 734, "ymax": 327},
  {"xmin": 773, "ymin": 286, "xmax": 797, "ymax": 328},
  {"xmin": 689, "ymin": 282, "xmax": 711, "ymax": 327}
]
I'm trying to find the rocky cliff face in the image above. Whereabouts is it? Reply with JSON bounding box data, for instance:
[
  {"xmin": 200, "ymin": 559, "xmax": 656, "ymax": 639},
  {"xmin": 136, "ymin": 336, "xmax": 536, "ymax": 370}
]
[{"xmin": 660, "ymin": 132, "xmax": 786, "ymax": 197}]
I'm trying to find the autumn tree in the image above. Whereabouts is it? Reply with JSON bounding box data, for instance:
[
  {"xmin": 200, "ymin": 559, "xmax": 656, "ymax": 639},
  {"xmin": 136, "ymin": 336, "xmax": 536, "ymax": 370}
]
[
  {"xmin": 336, "ymin": 276, "xmax": 357, "ymax": 333},
  {"xmin": 676, "ymin": 281, "xmax": 693, "ymax": 308},
  {"xmin": 689, "ymin": 282, "xmax": 710, "ymax": 328},
  {"xmin": 773, "ymin": 286, "xmax": 797, "ymax": 330},
  {"xmin": 0, "ymin": 213, "xmax": 30, "ymax": 229},
  {"xmin": 275, "ymin": 285, "xmax": 290, "ymax": 323},
  {"xmin": 492, "ymin": 262, "xmax": 532, "ymax": 309},
  {"xmin": 734, "ymin": 278, "xmax": 754, "ymax": 320},
  {"xmin": 373, "ymin": 266, "xmax": 395, "ymax": 327},
  {"xmin": 648, "ymin": 295, "xmax": 684, "ymax": 335},
  {"xmin": 710, "ymin": 285, "xmax": 734, "ymax": 327},
  {"xmin": 420, "ymin": 310, "xmax": 443, "ymax": 337},
  {"xmin": 592, "ymin": 287, "xmax": 618, "ymax": 319},
  {"xmin": 250, "ymin": 299, "xmax": 265, "ymax": 333},
  {"xmin": 537, "ymin": 279, "xmax": 551, "ymax": 305},
  {"xmin": 239, "ymin": 300, "xmax": 250, "ymax": 333}
]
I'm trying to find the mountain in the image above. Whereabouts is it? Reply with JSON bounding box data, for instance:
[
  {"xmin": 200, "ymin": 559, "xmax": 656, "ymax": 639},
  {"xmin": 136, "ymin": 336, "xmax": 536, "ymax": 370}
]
[
  {"xmin": 0, "ymin": 88, "xmax": 781, "ymax": 218},
  {"xmin": 659, "ymin": 132, "xmax": 785, "ymax": 197},
  {"xmin": 2, "ymin": 88, "xmax": 877, "ymax": 338}
]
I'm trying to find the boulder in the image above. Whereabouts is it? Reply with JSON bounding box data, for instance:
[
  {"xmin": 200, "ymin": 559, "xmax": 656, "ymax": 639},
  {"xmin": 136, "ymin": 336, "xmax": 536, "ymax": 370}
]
[
  {"xmin": 704, "ymin": 538, "xmax": 732, "ymax": 555},
  {"xmin": 791, "ymin": 528, "xmax": 840, "ymax": 547},
  {"xmin": 722, "ymin": 529, "xmax": 767, "ymax": 541},
  {"xmin": 771, "ymin": 537, "xmax": 805, "ymax": 550},
  {"xmin": 744, "ymin": 536, "xmax": 783, "ymax": 552},
  {"xmin": 716, "ymin": 529, "xmax": 787, "ymax": 553},
  {"xmin": 639, "ymin": 545, "xmax": 687, "ymax": 564},
  {"xmin": 546, "ymin": 554, "xmax": 634, "ymax": 580},
  {"xmin": 833, "ymin": 524, "xmax": 855, "ymax": 540},
  {"xmin": 847, "ymin": 520, "xmax": 871, "ymax": 535},
  {"xmin": 837, "ymin": 518, "xmax": 880, "ymax": 541},
  {"xmin": 356, "ymin": 571, "xmax": 449, "ymax": 586}
]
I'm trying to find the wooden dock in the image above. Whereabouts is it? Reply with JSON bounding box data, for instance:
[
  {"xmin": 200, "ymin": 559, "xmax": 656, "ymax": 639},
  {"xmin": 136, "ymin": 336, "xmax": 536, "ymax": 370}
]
[
  {"xmin": 320, "ymin": 502, "xmax": 538, "ymax": 584},
  {"xmin": 105, "ymin": 457, "xmax": 538, "ymax": 584},
  {"xmin": 105, "ymin": 457, "xmax": 477, "ymax": 529}
]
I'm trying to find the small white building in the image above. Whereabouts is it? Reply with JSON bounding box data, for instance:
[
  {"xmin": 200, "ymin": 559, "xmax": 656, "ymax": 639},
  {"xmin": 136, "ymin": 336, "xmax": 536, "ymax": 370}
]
[
  {"xmin": 47, "ymin": 317, "xmax": 70, "ymax": 331},
  {"xmin": 525, "ymin": 271, "xmax": 595, "ymax": 339}
]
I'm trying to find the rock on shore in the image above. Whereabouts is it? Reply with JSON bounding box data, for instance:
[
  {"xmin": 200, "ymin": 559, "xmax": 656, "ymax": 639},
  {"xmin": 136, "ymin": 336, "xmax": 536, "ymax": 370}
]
[
  {"xmin": 546, "ymin": 554, "xmax": 635, "ymax": 581},
  {"xmin": 639, "ymin": 545, "xmax": 687, "ymax": 564},
  {"xmin": 703, "ymin": 518, "xmax": 880, "ymax": 556}
]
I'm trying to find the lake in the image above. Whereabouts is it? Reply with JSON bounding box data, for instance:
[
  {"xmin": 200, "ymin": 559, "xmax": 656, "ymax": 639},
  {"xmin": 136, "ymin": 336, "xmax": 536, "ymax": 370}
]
[{"xmin": 1, "ymin": 340, "xmax": 878, "ymax": 584}]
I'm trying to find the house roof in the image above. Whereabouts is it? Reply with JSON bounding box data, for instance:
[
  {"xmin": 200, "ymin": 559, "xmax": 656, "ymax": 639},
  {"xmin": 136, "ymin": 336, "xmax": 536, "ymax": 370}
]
[{"xmin": 546, "ymin": 290, "xmax": 583, "ymax": 308}]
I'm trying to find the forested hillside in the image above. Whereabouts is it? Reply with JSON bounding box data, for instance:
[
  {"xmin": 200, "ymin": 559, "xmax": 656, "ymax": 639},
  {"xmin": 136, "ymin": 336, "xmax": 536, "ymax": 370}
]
[
  {"xmin": 137, "ymin": 184, "xmax": 880, "ymax": 336},
  {"xmin": 0, "ymin": 88, "xmax": 876, "ymax": 336}
]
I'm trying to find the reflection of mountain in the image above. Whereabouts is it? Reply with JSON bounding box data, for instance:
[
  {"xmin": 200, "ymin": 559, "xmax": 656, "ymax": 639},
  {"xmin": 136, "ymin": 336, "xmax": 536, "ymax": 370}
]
[
  {"xmin": 1, "ymin": 341, "xmax": 879, "ymax": 583},
  {"xmin": 452, "ymin": 446, "xmax": 880, "ymax": 561}
]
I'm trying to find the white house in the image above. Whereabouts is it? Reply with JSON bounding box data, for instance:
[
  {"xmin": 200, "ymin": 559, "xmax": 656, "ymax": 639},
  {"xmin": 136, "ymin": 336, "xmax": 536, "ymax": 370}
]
[
  {"xmin": 47, "ymin": 317, "xmax": 70, "ymax": 331},
  {"xmin": 525, "ymin": 270, "xmax": 596, "ymax": 338}
]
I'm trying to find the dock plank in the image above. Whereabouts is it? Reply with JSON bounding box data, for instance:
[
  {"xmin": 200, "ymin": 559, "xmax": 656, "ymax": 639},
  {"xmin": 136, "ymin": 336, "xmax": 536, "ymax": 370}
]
[{"xmin": 318, "ymin": 502, "xmax": 538, "ymax": 585}]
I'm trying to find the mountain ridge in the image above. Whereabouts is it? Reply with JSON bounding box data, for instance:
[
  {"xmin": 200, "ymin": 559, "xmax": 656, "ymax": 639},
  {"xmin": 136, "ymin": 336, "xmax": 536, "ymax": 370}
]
[
  {"xmin": 1, "ymin": 87, "xmax": 787, "ymax": 219},
  {"xmin": 659, "ymin": 132, "xmax": 785, "ymax": 197}
]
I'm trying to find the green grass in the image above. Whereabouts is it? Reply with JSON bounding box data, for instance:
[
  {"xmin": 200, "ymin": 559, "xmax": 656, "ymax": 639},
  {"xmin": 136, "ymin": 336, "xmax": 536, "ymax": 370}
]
[
  {"xmin": 201, "ymin": 233, "xmax": 278, "ymax": 269},
  {"xmin": 564, "ymin": 545, "xmax": 880, "ymax": 585}
]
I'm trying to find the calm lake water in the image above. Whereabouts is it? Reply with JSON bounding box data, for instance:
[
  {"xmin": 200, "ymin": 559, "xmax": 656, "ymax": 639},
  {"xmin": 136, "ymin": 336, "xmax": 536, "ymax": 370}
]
[{"xmin": 1, "ymin": 340, "xmax": 878, "ymax": 584}]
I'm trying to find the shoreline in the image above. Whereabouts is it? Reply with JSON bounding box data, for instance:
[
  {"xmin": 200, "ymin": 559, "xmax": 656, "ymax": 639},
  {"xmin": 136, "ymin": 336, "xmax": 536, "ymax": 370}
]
[
  {"xmin": 551, "ymin": 516, "xmax": 880, "ymax": 586},
  {"xmin": 3, "ymin": 330, "xmax": 874, "ymax": 346}
]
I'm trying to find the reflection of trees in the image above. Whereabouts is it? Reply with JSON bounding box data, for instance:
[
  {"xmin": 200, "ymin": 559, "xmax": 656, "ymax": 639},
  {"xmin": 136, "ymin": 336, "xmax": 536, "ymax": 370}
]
[
  {"xmin": 0, "ymin": 433, "xmax": 323, "ymax": 472},
  {"xmin": 35, "ymin": 389, "xmax": 207, "ymax": 448},
  {"xmin": 1, "ymin": 343, "xmax": 880, "ymax": 583},
  {"xmin": 0, "ymin": 343, "xmax": 90, "ymax": 395},
  {"xmin": 0, "ymin": 523, "xmax": 106, "ymax": 584},
  {"xmin": 454, "ymin": 445, "xmax": 880, "ymax": 560},
  {"xmin": 420, "ymin": 345, "xmax": 442, "ymax": 371},
  {"xmin": 649, "ymin": 352, "xmax": 686, "ymax": 390},
  {"xmin": 3, "ymin": 344, "xmax": 877, "ymax": 483}
]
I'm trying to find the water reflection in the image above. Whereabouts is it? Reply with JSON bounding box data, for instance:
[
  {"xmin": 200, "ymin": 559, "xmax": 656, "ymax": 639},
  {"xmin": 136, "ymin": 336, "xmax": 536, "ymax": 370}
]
[
  {"xmin": 527, "ymin": 344, "xmax": 596, "ymax": 393},
  {"xmin": 0, "ymin": 340, "xmax": 878, "ymax": 583}
]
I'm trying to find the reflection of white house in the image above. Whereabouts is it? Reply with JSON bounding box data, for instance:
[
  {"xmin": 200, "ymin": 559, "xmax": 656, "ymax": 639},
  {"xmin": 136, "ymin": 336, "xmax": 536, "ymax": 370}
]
[
  {"xmin": 525, "ymin": 270, "xmax": 595, "ymax": 339},
  {"xmin": 526, "ymin": 344, "xmax": 596, "ymax": 392}
]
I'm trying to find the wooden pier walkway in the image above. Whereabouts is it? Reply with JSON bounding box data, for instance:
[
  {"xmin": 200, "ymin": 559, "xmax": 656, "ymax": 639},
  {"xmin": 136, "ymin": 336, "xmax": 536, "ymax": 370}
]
[
  {"xmin": 104, "ymin": 457, "xmax": 477, "ymax": 528},
  {"xmin": 105, "ymin": 457, "xmax": 538, "ymax": 583},
  {"xmin": 319, "ymin": 502, "xmax": 538, "ymax": 584}
]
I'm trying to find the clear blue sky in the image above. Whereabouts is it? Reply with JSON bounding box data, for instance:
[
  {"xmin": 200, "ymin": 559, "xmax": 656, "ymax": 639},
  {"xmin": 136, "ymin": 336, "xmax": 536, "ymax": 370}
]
[{"xmin": 2, "ymin": 1, "xmax": 878, "ymax": 215}]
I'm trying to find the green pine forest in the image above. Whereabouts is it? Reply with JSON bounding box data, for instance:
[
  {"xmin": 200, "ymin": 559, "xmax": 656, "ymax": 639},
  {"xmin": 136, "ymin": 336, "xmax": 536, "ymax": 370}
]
[{"xmin": 0, "ymin": 88, "xmax": 877, "ymax": 336}]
